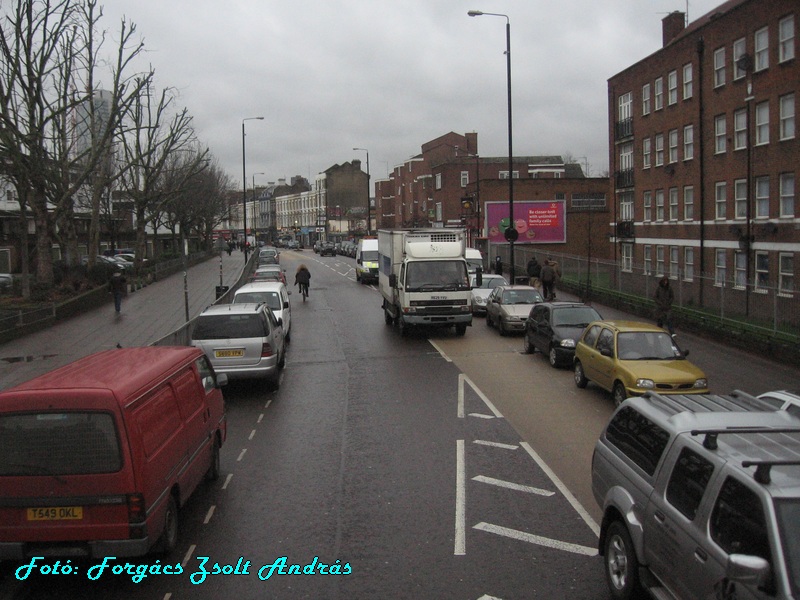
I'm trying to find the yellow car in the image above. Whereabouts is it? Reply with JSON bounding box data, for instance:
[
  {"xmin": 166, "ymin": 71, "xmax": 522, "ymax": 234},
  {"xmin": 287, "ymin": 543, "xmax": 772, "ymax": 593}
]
[{"xmin": 573, "ymin": 320, "xmax": 708, "ymax": 406}]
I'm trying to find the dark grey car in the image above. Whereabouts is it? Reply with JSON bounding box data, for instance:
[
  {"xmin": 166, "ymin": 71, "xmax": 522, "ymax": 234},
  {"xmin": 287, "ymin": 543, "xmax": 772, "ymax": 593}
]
[{"xmin": 523, "ymin": 302, "xmax": 602, "ymax": 367}]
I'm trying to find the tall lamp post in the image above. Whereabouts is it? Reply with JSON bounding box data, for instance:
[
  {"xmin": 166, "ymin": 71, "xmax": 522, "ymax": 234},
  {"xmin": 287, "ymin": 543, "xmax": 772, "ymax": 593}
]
[
  {"xmin": 252, "ymin": 172, "xmax": 264, "ymax": 245},
  {"xmin": 468, "ymin": 10, "xmax": 516, "ymax": 280},
  {"xmin": 242, "ymin": 116, "xmax": 264, "ymax": 263},
  {"xmin": 353, "ymin": 147, "xmax": 370, "ymax": 235}
]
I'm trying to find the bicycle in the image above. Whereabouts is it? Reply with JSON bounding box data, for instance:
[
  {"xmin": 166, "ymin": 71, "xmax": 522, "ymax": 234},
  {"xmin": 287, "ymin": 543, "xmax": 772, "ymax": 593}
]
[{"xmin": 299, "ymin": 282, "xmax": 309, "ymax": 302}]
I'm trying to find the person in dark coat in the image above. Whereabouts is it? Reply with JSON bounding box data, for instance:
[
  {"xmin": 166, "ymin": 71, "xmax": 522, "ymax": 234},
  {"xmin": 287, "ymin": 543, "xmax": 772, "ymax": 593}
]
[
  {"xmin": 526, "ymin": 257, "xmax": 541, "ymax": 290},
  {"xmin": 654, "ymin": 275, "xmax": 675, "ymax": 336},
  {"xmin": 494, "ymin": 255, "xmax": 503, "ymax": 275},
  {"xmin": 108, "ymin": 271, "xmax": 127, "ymax": 313}
]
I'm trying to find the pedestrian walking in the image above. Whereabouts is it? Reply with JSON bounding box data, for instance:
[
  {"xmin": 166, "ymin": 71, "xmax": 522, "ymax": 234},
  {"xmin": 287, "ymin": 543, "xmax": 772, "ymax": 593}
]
[
  {"xmin": 654, "ymin": 275, "xmax": 675, "ymax": 336},
  {"xmin": 108, "ymin": 271, "xmax": 127, "ymax": 313},
  {"xmin": 494, "ymin": 255, "xmax": 503, "ymax": 276},
  {"xmin": 526, "ymin": 256, "xmax": 541, "ymax": 291},
  {"xmin": 540, "ymin": 259, "xmax": 557, "ymax": 301}
]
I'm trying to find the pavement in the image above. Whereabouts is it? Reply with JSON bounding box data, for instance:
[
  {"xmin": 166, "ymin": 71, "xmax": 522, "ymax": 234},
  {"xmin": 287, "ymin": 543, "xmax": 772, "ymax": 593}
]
[{"xmin": 0, "ymin": 250, "xmax": 249, "ymax": 391}]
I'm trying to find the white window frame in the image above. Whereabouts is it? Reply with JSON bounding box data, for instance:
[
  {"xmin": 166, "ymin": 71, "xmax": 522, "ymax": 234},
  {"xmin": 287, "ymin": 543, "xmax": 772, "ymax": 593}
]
[
  {"xmin": 715, "ymin": 114, "xmax": 727, "ymax": 154},
  {"xmin": 682, "ymin": 63, "xmax": 693, "ymax": 99},
  {"xmin": 734, "ymin": 108, "xmax": 748, "ymax": 150},
  {"xmin": 715, "ymin": 182, "xmax": 727, "ymax": 220},
  {"xmin": 643, "ymin": 190, "xmax": 652, "ymax": 222},
  {"xmin": 499, "ymin": 171, "xmax": 519, "ymax": 180},
  {"xmin": 735, "ymin": 179, "xmax": 748, "ymax": 219},
  {"xmin": 656, "ymin": 245, "xmax": 665, "ymax": 277},
  {"xmin": 780, "ymin": 172, "xmax": 795, "ymax": 218},
  {"xmin": 642, "ymin": 83, "xmax": 651, "ymax": 115},
  {"xmin": 779, "ymin": 252, "xmax": 794, "ymax": 295},
  {"xmin": 756, "ymin": 176, "xmax": 770, "ymax": 218},
  {"xmin": 435, "ymin": 173, "xmax": 442, "ymax": 190},
  {"xmin": 715, "ymin": 249, "xmax": 727, "ymax": 287},
  {"xmin": 683, "ymin": 124, "xmax": 694, "ymax": 160},
  {"xmin": 714, "ymin": 47, "xmax": 726, "ymax": 87},
  {"xmin": 643, "ymin": 137, "xmax": 651, "ymax": 169},
  {"xmin": 683, "ymin": 186, "xmax": 694, "ymax": 221},
  {"xmin": 655, "ymin": 133, "xmax": 664, "ymax": 166},
  {"xmin": 755, "ymin": 251, "xmax": 769, "ymax": 291},
  {"xmin": 620, "ymin": 191, "xmax": 634, "ymax": 221},
  {"xmin": 618, "ymin": 92, "xmax": 632, "ymax": 121},
  {"xmin": 755, "ymin": 101, "xmax": 770, "ymax": 145},
  {"xmin": 670, "ymin": 246, "xmax": 679, "ymax": 279},
  {"xmin": 780, "ymin": 93, "xmax": 795, "ymax": 140},
  {"xmin": 735, "ymin": 251, "xmax": 747, "ymax": 288},
  {"xmin": 621, "ymin": 243, "xmax": 633, "ymax": 273},
  {"xmin": 669, "ymin": 187, "xmax": 678, "ymax": 221},
  {"xmin": 668, "ymin": 129, "xmax": 678, "ymax": 163},
  {"xmin": 779, "ymin": 15, "xmax": 795, "ymax": 63},
  {"xmin": 733, "ymin": 37, "xmax": 747, "ymax": 80},
  {"xmin": 668, "ymin": 70, "xmax": 678, "ymax": 105},
  {"xmin": 754, "ymin": 26, "xmax": 769, "ymax": 72},
  {"xmin": 644, "ymin": 245, "xmax": 652, "ymax": 276},
  {"xmin": 655, "ymin": 189, "xmax": 665, "ymax": 222},
  {"xmin": 460, "ymin": 171, "xmax": 469, "ymax": 187},
  {"xmin": 654, "ymin": 77, "xmax": 663, "ymax": 110},
  {"xmin": 684, "ymin": 247, "xmax": 694, "ymax": 281}
]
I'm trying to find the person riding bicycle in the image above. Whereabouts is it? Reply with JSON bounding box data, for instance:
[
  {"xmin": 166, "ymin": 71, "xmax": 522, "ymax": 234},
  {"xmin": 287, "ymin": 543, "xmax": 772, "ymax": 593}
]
[{"xmin": 295, "ymin": 264, "xmax": 311, "ymax": 297}]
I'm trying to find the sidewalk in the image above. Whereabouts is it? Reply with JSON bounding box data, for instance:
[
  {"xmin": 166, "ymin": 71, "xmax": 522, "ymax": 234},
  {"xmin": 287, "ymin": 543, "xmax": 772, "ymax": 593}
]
[{"xmin": 0, "ymin": 250, "xmax": 247, "ymax": 391}]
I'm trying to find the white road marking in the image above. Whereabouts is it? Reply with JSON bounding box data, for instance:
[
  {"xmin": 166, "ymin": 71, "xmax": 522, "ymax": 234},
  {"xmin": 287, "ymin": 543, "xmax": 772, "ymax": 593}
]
[
  {"xmin": 181, "ymin": 544, "xmax": 196, "ymax": 568},
  {"xmin": 203, "ymin": 505, "xmax": 215, "ymax": 524},
  {"xmin": 477, "ymin": 596, "xmax": 503, "ymax": 600},
  {"xmin": 472, "ymin": 475, "xmax": 555, "ymax": 497},
  {"xmin": 237, "ymin": 448, "xmax": 247, "ymax": 462},
  {"xmin": 222, "ymin": 473, "xmax": 233, "ymax": 490},
  {"xmin": 521, "ymin": 442, "xmax": 600, "ymax": 537},
  {"xmin": 249, "ymin": 429, "xmax": 256, "ymax": 440},
  {"xmin": 462, "ymin": 374, "xmax": 503, "ymax": 417},
  {"xmin": 429, "ymin": 340, "xmax": 452, "ymax": 362},
  {"xmin": 468, "ymin": 413, "xmax": 495, "ymax": 419},
  {"xmin": 257, "ymin": 413, "xmax": 264, "ymax": 423},
  {"xmin": 473, "ymin": 440, "xmax": 518, "ymax": 450},
  {"xmin": 474, "ymin": 522, "xmax": 598, "ymax": 556},
  {"xmin": 455, "ymin": 440, "xmax": 466, "ymax": 556}
]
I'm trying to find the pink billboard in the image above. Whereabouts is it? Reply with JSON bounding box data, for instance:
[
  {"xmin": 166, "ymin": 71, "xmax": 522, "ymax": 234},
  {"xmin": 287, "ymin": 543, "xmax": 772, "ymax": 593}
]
[{"xmin": 485, "ymin": 200, "xmax": 566, "ymax": 244}]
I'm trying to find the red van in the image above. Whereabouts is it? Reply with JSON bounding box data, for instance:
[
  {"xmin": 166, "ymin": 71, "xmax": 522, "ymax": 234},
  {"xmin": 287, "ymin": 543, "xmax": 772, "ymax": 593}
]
[{"xmin": 0, "ymin": 346, "xmax": 227, "ymax": 559}]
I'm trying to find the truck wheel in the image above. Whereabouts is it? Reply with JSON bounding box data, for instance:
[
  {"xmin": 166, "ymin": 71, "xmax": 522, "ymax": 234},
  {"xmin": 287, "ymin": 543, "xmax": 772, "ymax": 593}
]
[
  {"xmin": 604, "ymin": 521, "xmax": 642, "ymax": 600},
  {"xmin": 612, "ymin": 382, "xmax": 627, "ymax": 407},
  {"xmin": 206, "ymin": 438, "xmax": 220, "ymax": 481},
  {"xmin": 574, "ymin": 361, "xmax": 588, "ymax": 388},
  {"xmin": 455, "ymin": 323, "xmax": 467, "ymax": 336},
  {"xmin": 384, "ymin": 309, "xmax": 393, "ymax": 326},
  {"xmin": 397, "ymin": 317, "xmax": 409, "ymax": 336}
]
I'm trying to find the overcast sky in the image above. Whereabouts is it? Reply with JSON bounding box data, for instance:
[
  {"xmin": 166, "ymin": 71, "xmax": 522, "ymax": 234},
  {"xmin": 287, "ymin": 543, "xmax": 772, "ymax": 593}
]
[{"xmin": 100, "ymin": 0, "xmax": 724, "ymax": 187}]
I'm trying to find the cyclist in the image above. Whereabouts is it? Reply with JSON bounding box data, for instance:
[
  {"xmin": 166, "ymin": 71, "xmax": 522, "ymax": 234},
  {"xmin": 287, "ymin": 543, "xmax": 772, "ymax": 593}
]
[{"xmin": 294, "ymin": 264, "xmax": 311, "ymax": 299}]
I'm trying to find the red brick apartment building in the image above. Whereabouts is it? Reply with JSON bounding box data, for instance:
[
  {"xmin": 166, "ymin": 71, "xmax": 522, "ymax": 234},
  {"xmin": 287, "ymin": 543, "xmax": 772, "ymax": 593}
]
[{"xmin": 608, "ymin": 0, "xmax": 797, "ymax": 323}]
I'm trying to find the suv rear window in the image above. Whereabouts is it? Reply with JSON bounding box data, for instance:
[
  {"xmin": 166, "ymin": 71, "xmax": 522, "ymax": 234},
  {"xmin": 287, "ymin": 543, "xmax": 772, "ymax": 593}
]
[
  {"xmin": 0, "ymin": 412, "xmax": 121, "ymax": 475},
  {"xmin": 192, "ymin": 313, "xmax": 268, "ymax": 339},
  {"xmin": 605, "ymin": 407, "xmax": 670, "ymax": 476}
]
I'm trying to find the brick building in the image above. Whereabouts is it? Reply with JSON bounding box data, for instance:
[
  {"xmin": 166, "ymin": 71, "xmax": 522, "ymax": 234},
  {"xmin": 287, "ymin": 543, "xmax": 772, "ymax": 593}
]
[{"xmin": 608, "ymin": 0, "xmax": 797, "ymax": 320}]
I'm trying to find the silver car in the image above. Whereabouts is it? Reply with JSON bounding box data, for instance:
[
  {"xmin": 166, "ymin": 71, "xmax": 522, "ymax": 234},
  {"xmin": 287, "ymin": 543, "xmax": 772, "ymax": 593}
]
[
  {"xmin": 469, "ymin": 273, "xmax": 508, "ymax": 315},
  {"xmin": 485, "ymin": 285, "xmax": 543, "ymax": 335},
  {"xmin": 191, "ymin": 303, "xmax": 286, "ymax": 383}
]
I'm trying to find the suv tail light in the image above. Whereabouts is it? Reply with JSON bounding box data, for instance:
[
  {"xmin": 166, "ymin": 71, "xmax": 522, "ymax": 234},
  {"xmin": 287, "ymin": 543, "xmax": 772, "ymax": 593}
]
[{"xmin": 261, "ymin": 343, "xmax": 274, "ymax": 357}]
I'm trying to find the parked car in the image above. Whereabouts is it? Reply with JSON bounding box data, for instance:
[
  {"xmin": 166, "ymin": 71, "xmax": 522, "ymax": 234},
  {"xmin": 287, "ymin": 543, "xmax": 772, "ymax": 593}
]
[
  {"xmin": 485, "ymin": 285, "xmax": 543, "ymax": 335},
  {"xmin": 232, "ymin": 281, "xmax": 292, "ymax": 341},
  {"xmin": 83, "ymin": 255, "xmax": 125, "ymax": 271},
  {"xmin": 573, "ymin": 320, "xmax": 709, "ymax": 406},
  {"xmin": 320, "ymin": 242, "xmax": 336, "ymax": 256},
  {"xmin": 313, "ymin": 240, "xmax": 321, "ymax": 254},
  {"xmin": 757, "ymin": 390, "xmax": 800, "ymax": 419},
  {"xmin": 250, "ymin": 265, "xmax": 286, "ymax": 284},
  {"xmin": 191, "ymin": 303, "xmax": 286, "ymax": 383},
  {"xmin": 115, "ymin": 253, "xmax": 150, "ymax": 268},
  {"xmin": 109, "ymin": 255, "xmax": 134, "ymax": 271},
  {"xmin": 523, "ymin": 302, "xmax": 603, "ymax": 368},
  {"xmin": 469, "ymin": 273, "xmax": 508, "ymax": 315},
  {"xmin": 257, "ymin": 248, "xmax": 279, "ymax": 265}
]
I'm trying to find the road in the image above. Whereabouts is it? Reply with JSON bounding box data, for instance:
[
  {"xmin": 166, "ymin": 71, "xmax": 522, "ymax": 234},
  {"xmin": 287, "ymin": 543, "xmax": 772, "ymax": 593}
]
[{"xmin": 2, "ymin": 249, "xmax": 799, "ymax": 600}]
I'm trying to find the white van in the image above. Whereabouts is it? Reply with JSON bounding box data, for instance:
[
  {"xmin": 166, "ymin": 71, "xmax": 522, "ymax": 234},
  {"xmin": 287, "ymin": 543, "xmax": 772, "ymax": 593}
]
[
  {"xmin": 465, "ymin": 248, "xmax": 484, "ymax": 274},
  {"xmin": 356, "ymin": 238, "xmax": 379, "ymax": 284},
  {"xmin": 232, "ymin": 281, "xmax": 292, "ymax": 341}
]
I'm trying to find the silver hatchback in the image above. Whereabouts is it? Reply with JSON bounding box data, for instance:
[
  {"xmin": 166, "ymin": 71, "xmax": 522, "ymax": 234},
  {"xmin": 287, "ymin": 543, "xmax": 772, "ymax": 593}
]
[{"xmin": 191, "ymin": 303, "xmax": 286, "ymax": 383}]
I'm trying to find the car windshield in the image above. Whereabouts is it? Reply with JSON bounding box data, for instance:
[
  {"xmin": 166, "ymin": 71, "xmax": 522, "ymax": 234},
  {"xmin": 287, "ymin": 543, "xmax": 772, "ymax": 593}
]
[
  {"xmin": 471, "ymin": 276, "xmax": 507, "ymax": 289},
  {"xmin": 617, "ymin": 331, "xmax": 681, "ymax": 360},
  {"xmin": 776, "ymin": 499, "xmax": 800, "ymax": 596},
  {"xmin": 552, "ymin": 307, "xmax": 600, "ymax": 327},
  {"xmin": 406, "ymin": 260, "xmax": 469, "ymax": 291},
  {"xmin": 234, "ymin": 291, "xmax": 281, "ymax": 311},
  {"xmin": 502, "ymin": 290, "xmax": 541, "ymax": 304},
  {"xmin": 361, "ymin": 250, "xmax": 379, "ymax": 261},
  {"xmin": 192, "ymin": 314, "xmax": 266, "ymax": 339}
]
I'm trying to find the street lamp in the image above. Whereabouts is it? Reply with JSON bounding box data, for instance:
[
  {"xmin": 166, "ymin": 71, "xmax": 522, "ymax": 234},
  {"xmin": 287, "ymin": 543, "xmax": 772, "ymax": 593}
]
[
  {"xmin": 242, "ymin": 116, "xmax": 264, "ymax": 263},
  {"xmin": 252, "ymin": 172, "xmax": 264, "ymax": 245},
  {"xmin": 353, "ymin": 147, "xmax": 370, "ymax": 235},
  {"xmin": 468, "ymin": 10, "xmax": 516, "ymax": 281}
]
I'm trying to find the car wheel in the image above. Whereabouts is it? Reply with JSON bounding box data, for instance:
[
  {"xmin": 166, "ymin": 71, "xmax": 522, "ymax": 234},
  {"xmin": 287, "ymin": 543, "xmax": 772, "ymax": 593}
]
[
  {"xmin": 157, "ymin": 495, "xmax": 179, "ymax": 555},
  {"xmin": 574, "ymin": 361, "xmax": 588, "ymax": 388},
  {"xmin": 206, "ymin": 438, "xmax": 220, "ymax": 482},
  {"xmin": 384, "ymin": 309, "xmax": 394, "ymax": 326},
  {"xmin": 523, "ymin": 335, "xmax": 534, "ymax": 354},
  {"xmin": 604, "ymin": 521, "xmax": 642, "ymax": 600},
  {"xmin": 612, "ymin": 382, "xmax": 627, "ymax": 407},
  {"xmin": 548, "ymin": 346, "xmax": 560, "ymax": 368},
  {"xmin": 486, "ymin": 313, "xmax": 493, "ymax": 328}
]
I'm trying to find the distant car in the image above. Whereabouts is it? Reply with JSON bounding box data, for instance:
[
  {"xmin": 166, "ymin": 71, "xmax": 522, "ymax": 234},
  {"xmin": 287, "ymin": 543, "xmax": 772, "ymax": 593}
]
[
  {"xmin": 485, "ymin": 285, "xmax": 543, "ymax": 335},
  {"xmin": 191, "ymin": 303, "xmax": 286, "ymax": 383},
  {"xmin": 757, "ymin": 390, "xmax": 800, "ymax": 419},
  {"xmin": 232, "ymin": 281, "xmax": 292, "ymax": 342},
  {"xmin": 83, "ymin": 255, "xmax": 125, "ymax": 271},
  {"xmin": 320, "ymin": 242, "xmax": 336, "ymax": 256},
  {"xmin": 257, "ymin": 248, "xmax": 279, "ymax": 265},
  {"xmin": 313, "ymin": 240, "xmax": 321, "ymax": 254},
  {"xmin": 115, "ymin": 253, "xmax": 150, "ymax": 268},
  {"xmin": 109, "ymin": 255, "xmax": 134, "ymax": 271},
  {"xmin": 523, "ymin": 302, "xmax": 603, "ymax": 368},
  {"xmin": 573, "ymin": 320, "xmax": 709, "ymax": 406},
  {"xmin": 469, "ymin": 273, "xmax": 508, "ymax": 315},
  {"xmin": 285, "ymin": 240, "xmax": 299, "ymax": 250},
  {"xmin": 250, "ymin": 265, "xmax": 286, "ymax": 284}
]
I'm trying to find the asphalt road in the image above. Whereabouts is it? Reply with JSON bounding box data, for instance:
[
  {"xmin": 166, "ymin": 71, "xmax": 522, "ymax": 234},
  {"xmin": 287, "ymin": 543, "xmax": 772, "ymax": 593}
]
[{"xmin": 2, "ymin": 249, "xmax": 799, "ymax": 600}]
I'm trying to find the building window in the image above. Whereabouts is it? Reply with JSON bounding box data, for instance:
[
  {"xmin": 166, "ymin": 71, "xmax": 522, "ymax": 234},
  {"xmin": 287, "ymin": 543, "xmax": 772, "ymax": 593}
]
[
  {"xmin": 682, "ymin": 63, "xmax": 693, "ymax": 99},
  {"xmin": 733, "ymin": 37, "xmax": 747, "ymax": 80},
  {"xmin": 655, "ymin": 133, "xmax": 664, "ymax": 166},
  {"xmin": 684, "ymin": 247, "xmax": 694, "ymax": 281},
  {"xmin": 619, "ymin": 91, "xmax": 632, "ymax": 121},
  {"xmin": 654, "ymin": 77, "xmax": 663, "ymax": 110},
  {"xmin": 715, "ymin": 182, "xmax": 727, "ymax": 219},
  {"xmin": 683, "ymin": 125, "xmax": 694, "ymax": 160},
  {"xmin": 656, "ymin": 189, "xmax": 665, "ymax": 222},
  {"xmin": 656, "ymin": 246, "xmax": 665, "ymax": 276},
  {"xmin": 780, "ymin": 173, "xmax": 795, "ymax": 217},
  {"xmin": 643, "ymin": 190, "xmax": 652, "ymax": 222},
  {"xmin": 642, "ymin": 83, "xmax": 651, "ymax": 115},
  {"xmin": 620, "ymin": 142, "xmax": 634, "ymax": 172},
  {"xmin": 715, "ymin": 249, "xmax": 727, "ymax": 286},
  {"xmin": 499, "ymin": 171, "xmax": 519, "ymax": 180},
  {"xmin": 755, "ymin": 251, "xmax": 769, "ymax": 290},
  {"xmin": 734, "ymin": 109, "xmax": 748, "ymax": 150},
  {"xmin": 668, "ymin": 70, "xmax": 678, "ymax": 105},
  {"xmin": 715, "ymin": 115, "xmax": 727, "ymax": 153},
  {"xmin": 620, "ymin": 191, "xmax": 634, "ymax": 221},
  {"xmin": 670, "ymin": 246, "xmax": 679, "ymax": 279},
  {"xmin": 684, "ymin": 186, "xmax": 694, "ymax": 221},
  {"xmin": 668, "ymin": 129, "xmax": 678, "ymax": 163},
  {"xmin": 755, "ymin": 101, "xmax": 769, "ymax": 145},
  {"xmin": 714, "ymin": 47, "xmax": 726, "ymax": 87},
  {"xmin": 435, "ymin": 173, "xmax": 442, "ymax": 190},
  {"xmin": 780, "ymin": 93, "xmax": 795, "ymax": 140},
  {"xmin": 644, "ymin": 245, "xmax": 652, "ymax": 275},
  {"xmin": 779, "ymin": 253, "xmax": 794, "ymax": 294},
  {"xmin": 735, "ymin": 179, "xmax": 748, "ymax": 219},
  {"xmin": 754, "ymin": 26, "xmax": 769, "ymax": 71},
  {"xmin": 669, "ymin": 187, "xmax": 678, "ymax": 221},
  {"xmin": 621, "ymin": 243, "xmax": 633, "ymax": 272},
  {"xmin": 735, "ymin": 251, "xmax": 747, "ymax": 288},
  {"xmin": 643, "ymin": 137, "xmax": 651, "ymax": 168},
  {"xmin": 756, "ymin": 176, "xmax": 770, "ymax": 218},
  {"xmin": 779, "ymin": 15, "xmax": 795, "ymax": 63},
  {"xmin": 460, "ymin": 171, "xmax": 469, "ymax": 187}
]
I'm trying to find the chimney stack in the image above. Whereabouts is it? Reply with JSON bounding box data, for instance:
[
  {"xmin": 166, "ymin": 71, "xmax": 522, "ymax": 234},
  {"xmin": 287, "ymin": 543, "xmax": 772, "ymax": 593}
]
[{"xmin": 662, "ymin": 11, "xmax": 686, "ymax": 47}]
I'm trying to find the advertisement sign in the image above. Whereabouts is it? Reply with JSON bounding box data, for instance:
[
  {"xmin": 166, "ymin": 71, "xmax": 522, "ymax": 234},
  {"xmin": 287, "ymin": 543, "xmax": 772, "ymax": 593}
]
[{"xmin": 485, "ymin": 200, "xmax": 566, "ymax": 244}]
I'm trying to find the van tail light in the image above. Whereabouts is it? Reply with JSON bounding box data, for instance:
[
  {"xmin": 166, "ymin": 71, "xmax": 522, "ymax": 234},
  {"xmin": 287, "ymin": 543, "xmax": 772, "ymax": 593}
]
[
  {"xmin": 127, "ymin": 493, "xmax": 146, "ymax": 539},
  {"xmin": 261, "ymin": 343, "xmax": 274, "ymax": 357}
]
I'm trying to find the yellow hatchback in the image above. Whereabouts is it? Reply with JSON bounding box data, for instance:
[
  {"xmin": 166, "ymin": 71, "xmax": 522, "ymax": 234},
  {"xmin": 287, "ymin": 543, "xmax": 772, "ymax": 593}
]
[{"xmin": 573, "ymin": 320, "xmax": 708, "ymax": 406}]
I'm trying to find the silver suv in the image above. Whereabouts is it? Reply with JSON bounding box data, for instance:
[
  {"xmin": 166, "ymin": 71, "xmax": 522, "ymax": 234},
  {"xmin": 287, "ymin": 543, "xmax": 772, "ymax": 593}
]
[{"xmin": 592, "ymin": 391, "xmax": 800, "ymax": 600}]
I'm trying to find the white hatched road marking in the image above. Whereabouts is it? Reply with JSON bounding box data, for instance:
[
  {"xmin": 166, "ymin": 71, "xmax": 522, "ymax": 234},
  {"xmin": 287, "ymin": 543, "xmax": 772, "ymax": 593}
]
[
  {"xmin": 472, "ymin": 475, "xmax": 555, "ymax": 497},
  {"xmin": 474, "ymin": 522, "xmax": 598, "ymax": 556}
]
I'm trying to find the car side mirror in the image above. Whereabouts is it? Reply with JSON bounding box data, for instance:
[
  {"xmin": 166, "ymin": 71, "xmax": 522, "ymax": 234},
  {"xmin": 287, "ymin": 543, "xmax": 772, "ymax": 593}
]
[
  {"xmin": 475, "ymin": 271, "xmax": 482, "ymax": 287},
  {"xmin": 727, "ymin": 554, "xmax": 771, "ymax": 588}
]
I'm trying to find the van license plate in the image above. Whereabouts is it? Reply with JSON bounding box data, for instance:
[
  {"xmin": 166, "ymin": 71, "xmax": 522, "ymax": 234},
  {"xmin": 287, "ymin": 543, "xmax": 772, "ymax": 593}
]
[
  {"xmin": 215, "ymin": 349, "xmax": 244, "ymax": 358},
  {"xmin": 27, "ymin": 507, "xmax": 83, "ymax": 521}
]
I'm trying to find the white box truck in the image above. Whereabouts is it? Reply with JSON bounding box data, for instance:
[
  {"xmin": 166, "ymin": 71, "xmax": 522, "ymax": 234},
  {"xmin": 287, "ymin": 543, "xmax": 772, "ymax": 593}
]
[{"xmin": 378, "ymin": 228, "xmax": 473, "ymax": 336}]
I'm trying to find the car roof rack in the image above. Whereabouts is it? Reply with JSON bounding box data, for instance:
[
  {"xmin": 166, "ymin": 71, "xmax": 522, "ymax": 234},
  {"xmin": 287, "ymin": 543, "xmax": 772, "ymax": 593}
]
[
  {"xmin": 740, "ymin": 460, "xmax": 800, "ymax": 484},
  {"xmin": 690, "ymin": 426, "xmax": 800, "ymax": 450}
]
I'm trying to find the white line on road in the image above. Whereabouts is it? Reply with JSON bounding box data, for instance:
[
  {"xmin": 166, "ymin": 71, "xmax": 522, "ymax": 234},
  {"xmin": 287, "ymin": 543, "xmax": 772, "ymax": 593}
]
[
  {"xmin": 455, "ymin": 439, "xmax": 466, "ymax": 556},
  {"xmin": 472, "ymin": 475, "xmax": 555, "ymax": 496},
  {"xmin": 222, "ymin": 473, "xmax": 233, "ymax": 490},
  {"xmin": 473, "ymin": 522, "xmax": 598, "ymax": 556},
  {"xmin": 181, "ymin": 544, "xmax": 196, "ymax": 568},
  {"xmin": 473, "ymin": 440, "xmax": 518, "ymax": 450},
  {"xmin": 237, "ymin": 448, "xmax": 247, "ymax": 462},
  {"xmin": 462, "ymin": 374, "xmax": 503, "ymax": 417},
  {"xmin": 468, "ymin": 413, "xmax": 495, "ymax": 419},
  {"xmin": 257, "ymin": 413, "xmax": 264, "ymax": 423},
  {"xmin": 429, "ymin": 340, "xmax": 452, "ymax": 362},
  {"xmin": 249, "ymin": 429, "xmax": 256, "ymax": 440},
  {"xmin": 203, "ymin": 505, "xmax": 215, "ymax": 524}
]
